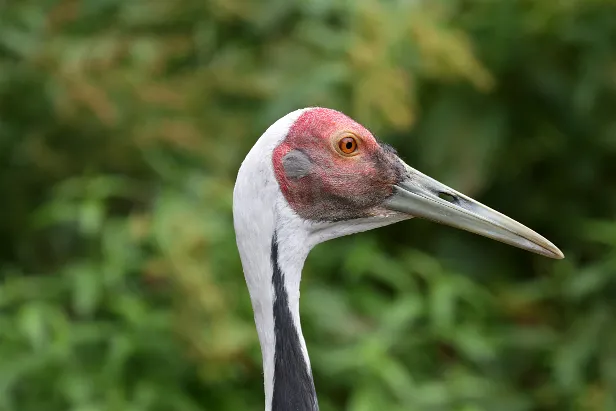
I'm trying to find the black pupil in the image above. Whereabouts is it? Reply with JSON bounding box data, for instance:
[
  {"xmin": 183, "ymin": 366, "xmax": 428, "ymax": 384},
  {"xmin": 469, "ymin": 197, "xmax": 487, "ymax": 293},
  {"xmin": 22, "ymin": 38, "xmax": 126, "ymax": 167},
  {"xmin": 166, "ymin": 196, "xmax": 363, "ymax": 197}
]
[{"xmin": 345, "ymin": 141, "xmax": 353, "ymax": 150}]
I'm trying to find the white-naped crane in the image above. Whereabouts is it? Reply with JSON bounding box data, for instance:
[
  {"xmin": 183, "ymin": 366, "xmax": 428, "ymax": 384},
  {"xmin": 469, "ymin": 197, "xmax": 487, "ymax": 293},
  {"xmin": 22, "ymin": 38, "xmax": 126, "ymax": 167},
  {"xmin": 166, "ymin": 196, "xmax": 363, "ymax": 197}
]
[{"xmin": 233, "ymin": 107, "xmax": 564, "ymax": 411}]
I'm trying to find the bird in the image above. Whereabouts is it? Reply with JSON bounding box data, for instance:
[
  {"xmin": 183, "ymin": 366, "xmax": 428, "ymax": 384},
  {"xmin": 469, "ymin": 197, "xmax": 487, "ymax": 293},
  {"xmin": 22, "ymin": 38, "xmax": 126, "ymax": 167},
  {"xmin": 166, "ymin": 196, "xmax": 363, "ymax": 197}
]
[{"xmin": 233, "ymin": 107, "xmax": 564, "ymax": 411}]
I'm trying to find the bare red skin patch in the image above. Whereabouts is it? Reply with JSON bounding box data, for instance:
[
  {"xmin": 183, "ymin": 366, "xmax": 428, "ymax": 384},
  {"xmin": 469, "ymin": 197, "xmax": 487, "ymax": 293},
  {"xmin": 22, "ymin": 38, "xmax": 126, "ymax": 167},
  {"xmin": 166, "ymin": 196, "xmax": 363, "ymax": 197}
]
[{"xmin": 272, "ymin": 108, "xmax": 405, "ymax": 222}]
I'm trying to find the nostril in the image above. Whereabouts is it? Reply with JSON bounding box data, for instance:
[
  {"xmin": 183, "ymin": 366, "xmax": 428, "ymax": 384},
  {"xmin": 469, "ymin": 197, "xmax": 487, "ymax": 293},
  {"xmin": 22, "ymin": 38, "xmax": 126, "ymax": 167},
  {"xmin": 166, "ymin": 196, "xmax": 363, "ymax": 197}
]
[{"xmin": 438, "ymin": 192, "xmax": 457, "ymax": 203}]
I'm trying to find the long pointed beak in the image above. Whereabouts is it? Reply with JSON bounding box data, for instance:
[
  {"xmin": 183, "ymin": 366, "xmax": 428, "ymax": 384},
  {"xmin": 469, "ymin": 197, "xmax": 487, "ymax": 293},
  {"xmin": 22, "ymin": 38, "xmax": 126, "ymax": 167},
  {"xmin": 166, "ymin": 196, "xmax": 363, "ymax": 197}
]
[{"xmin": 384, "ymin": 161, "xmax": 564, "ymax": 259}]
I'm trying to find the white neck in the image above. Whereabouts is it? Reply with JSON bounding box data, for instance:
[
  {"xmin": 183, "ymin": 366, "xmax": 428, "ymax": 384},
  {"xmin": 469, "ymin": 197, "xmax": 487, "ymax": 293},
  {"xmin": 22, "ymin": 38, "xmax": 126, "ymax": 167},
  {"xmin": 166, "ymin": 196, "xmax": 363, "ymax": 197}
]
[
  {"xmin": 233, "ymin": 109, "xmax": 318, "ymax": 411},
  {"xmin": 235, "ymin": 205, "xmax": 318, "ymax": 411},
  {"xmin": 233, "ymin": 108, "xmax": 411, "ymax": 411}
]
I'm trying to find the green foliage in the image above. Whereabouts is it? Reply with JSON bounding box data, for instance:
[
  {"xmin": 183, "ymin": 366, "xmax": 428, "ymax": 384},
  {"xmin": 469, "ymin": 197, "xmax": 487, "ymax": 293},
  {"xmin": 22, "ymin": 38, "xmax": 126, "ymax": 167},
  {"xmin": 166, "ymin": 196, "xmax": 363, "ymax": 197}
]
[{"xmin": 1, "ymin": 0, "xmax": 616, "ymax": 410}]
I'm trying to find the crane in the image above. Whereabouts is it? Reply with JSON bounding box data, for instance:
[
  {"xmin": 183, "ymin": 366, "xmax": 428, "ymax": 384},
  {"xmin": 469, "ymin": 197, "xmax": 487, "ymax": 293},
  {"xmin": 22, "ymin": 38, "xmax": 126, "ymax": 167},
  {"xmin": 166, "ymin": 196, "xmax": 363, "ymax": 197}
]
[{"xmin": 233, "ymin": 107, "xmax": 564, "ymax": 411}]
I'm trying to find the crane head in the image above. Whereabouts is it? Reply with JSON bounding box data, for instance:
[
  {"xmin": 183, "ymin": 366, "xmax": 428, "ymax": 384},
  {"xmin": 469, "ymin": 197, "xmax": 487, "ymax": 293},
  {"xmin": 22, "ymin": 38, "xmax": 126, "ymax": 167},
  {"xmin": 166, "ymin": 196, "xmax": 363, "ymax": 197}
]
[
  {"xmin": 234, "ymin": 107, "xmax": 563, "ymax": 411},
  {"xmin": 259, "ymin": 107, "xmax": 563, "ymax": 259}
]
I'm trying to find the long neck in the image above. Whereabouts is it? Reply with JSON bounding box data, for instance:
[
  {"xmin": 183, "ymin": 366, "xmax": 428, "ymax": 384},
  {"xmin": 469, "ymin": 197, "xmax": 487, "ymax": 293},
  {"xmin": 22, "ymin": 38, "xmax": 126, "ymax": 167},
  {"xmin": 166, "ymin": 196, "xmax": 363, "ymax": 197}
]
[
  {"xmin": 235, "ymin": 208, "xmax": 319, "ymax": 411},
  {"xmin": 233, "ymin": 108, "xmax": 317, "ymax": 410}
]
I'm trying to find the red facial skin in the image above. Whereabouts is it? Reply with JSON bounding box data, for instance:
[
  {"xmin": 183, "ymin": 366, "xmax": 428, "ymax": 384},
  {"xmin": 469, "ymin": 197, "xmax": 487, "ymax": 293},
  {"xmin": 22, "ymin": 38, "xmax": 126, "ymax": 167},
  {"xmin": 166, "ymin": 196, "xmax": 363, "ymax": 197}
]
[{"xmin": 273, "ymin": 108, "xmax": 405, "ymax": 222}]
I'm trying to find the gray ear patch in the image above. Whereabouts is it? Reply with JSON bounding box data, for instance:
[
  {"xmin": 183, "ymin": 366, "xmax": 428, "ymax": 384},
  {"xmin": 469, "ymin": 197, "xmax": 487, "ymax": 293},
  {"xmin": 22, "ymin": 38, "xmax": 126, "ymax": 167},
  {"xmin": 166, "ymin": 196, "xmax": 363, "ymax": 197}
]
[{"xmin": 282, "ymin": 150, "xmax": 312, "ymax": 179}]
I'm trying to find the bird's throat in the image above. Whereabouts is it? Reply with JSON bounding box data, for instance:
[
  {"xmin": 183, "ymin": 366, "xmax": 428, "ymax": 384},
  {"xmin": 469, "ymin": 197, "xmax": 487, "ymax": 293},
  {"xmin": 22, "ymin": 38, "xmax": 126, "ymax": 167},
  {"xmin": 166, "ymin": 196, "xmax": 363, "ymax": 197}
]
[{"xmin": 270, "ymin": 234, "xmax": 319, "ymax": 411}]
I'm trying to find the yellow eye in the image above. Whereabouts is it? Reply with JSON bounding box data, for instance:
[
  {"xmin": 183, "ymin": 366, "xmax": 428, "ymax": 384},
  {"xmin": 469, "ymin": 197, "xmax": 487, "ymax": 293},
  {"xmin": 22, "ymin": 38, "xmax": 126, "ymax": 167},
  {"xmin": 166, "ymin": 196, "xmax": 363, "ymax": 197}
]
[{"xmin": 338, "ymin": 136, "xmax": 358, "ymax": 155}]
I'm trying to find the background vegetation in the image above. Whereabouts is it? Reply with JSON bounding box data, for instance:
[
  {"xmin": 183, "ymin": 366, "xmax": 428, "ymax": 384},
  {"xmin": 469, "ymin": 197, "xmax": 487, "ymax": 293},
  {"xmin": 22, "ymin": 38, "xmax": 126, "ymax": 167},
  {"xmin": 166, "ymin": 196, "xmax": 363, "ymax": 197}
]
[{"xmin": 1, "ymin": 0, "xmax": 616, "ymax": 410}]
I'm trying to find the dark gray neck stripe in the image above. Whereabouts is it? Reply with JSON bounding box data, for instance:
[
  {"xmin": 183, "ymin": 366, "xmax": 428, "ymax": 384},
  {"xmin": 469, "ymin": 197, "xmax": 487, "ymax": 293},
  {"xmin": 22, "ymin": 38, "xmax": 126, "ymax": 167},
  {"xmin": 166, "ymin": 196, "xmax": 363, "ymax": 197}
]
[{"xmin": 271, "ymin": 233, "xmax": 319, "ymax": 411}]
